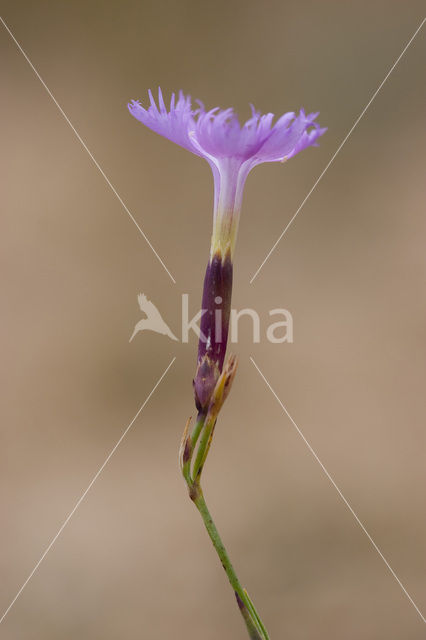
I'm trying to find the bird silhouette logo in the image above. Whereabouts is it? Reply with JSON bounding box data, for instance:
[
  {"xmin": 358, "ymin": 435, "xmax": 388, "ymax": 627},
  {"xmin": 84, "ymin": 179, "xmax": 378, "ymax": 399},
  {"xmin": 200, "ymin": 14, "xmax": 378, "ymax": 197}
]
[{"xmin": 130, "ymin": 293, "xmax": 179, "ymax": 343}]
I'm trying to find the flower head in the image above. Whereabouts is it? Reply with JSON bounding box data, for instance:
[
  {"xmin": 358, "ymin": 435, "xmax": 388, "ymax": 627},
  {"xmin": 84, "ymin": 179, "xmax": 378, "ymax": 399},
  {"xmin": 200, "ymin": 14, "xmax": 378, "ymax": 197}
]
[{"xmin": 128, "ymin": 88, "xmax": 325, "ymax": 260}]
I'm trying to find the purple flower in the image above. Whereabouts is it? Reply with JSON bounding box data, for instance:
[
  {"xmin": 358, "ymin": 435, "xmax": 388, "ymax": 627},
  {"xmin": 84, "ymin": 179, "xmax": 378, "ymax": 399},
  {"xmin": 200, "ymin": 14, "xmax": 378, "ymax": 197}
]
[
  {"xmin": 128, "ymin": 88, "xmax": 325, "ymax": 411},
  {"xmin": 128, "ymin": 88, "xmax": 325, "ymax": 260}
]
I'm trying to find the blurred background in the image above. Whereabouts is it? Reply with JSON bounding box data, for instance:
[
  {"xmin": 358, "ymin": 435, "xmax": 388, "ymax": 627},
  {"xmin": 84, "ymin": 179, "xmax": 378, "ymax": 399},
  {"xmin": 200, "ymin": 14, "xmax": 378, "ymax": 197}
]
[{"xmin": 1, "ymin": 1, "xmax": 425, "ymax": 638}]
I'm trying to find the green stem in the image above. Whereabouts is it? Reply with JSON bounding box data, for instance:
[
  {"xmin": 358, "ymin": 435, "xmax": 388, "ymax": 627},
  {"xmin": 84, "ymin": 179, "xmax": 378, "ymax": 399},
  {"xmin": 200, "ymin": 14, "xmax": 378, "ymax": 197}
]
[
  {"xmin": 191, "ymin": 415, "xmax": 216, "ymax": 480},
  {"xmin": 191, "ymin": 412, "xmax": 206, "ymax": 446},
  {"xmin": 193, "ymin": 488, "xmax": 269, "ymax": 640},
  {"xmin": 181, "ymin": 413, "xmax": 205, "ymax": 484},
  {"xmin": 243, "ymin": 589, "xmax": 270, "ymax": 639}
]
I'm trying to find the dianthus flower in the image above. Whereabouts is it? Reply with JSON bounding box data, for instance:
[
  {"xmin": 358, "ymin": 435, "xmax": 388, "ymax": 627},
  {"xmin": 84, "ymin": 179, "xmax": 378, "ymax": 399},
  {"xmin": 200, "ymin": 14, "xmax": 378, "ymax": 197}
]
[
  {"xmin": 129, "ymin": 88, "xmax": 325, "ymax": 640},
  {"xmin": 129, "ymin": 89, "xmax": 325, "ymax": 410}
]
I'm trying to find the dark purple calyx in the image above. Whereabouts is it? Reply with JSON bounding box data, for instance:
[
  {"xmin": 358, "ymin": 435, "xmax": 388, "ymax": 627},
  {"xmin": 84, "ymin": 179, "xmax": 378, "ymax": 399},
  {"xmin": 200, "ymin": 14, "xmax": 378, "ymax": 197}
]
[{"xmin": 193, "ymin": 249, "xmax": 233, "ymax": 412}]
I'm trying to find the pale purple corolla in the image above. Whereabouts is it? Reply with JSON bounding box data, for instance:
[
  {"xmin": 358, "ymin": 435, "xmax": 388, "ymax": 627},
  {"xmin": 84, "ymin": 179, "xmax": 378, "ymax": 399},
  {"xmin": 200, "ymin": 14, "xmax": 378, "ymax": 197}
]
[
  {"xmin": 128, "ymin": 89, "xmax": 325, "ymax": 261},
  {"xmin": 128, "ymin": 88, "xmax": 325, "ymax": 410}
]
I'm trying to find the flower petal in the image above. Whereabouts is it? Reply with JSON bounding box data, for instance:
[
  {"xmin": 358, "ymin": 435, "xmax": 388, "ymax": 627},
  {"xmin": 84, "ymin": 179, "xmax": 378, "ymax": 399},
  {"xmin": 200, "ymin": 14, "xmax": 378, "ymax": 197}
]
[{"xmin": 128, "ymin": 89, "xmax": 202, "ymax": 156}]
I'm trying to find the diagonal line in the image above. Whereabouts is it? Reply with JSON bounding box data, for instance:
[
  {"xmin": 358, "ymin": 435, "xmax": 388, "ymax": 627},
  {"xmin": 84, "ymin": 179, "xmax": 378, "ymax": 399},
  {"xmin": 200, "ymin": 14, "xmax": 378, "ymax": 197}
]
[
  {"xmin": 250, "ymin": 356, "xmax": 426, "ymax": 624},
  {"xmin": 0, "ymin": 16, "xmax": 176, "ymax": 284},
  {"xmin": 0, "ymin": 357, "xmax": 176, "ymax": 624},
  {"xmin": 250, "ymin": 17, "xmax": 426, "ymax": 284}
]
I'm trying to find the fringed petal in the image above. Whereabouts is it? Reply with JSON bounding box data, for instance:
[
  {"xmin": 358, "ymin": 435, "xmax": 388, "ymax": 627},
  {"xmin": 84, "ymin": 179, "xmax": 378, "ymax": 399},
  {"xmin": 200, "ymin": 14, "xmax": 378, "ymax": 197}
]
[
  {"xmin": 128, "ymin": 88, "xmax": 202, "ymax": 156},
  {"xmin": 128, "ymin": 88, "xmax": 325, "ymax": 166}
]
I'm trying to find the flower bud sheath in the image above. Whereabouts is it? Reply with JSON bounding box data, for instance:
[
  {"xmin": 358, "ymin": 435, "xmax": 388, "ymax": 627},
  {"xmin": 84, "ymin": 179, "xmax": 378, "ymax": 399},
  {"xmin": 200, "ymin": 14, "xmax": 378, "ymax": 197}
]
[{"xmin": 194, "ymin": 248, "xmax": 233, "ymax": 411}]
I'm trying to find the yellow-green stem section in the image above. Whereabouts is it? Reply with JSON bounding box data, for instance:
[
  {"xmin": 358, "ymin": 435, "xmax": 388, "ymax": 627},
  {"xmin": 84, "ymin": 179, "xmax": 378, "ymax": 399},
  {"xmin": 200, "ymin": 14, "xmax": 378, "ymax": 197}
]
[{"xmin": 210, "ymin": 206, "xmax": 240, "ymax": 260}]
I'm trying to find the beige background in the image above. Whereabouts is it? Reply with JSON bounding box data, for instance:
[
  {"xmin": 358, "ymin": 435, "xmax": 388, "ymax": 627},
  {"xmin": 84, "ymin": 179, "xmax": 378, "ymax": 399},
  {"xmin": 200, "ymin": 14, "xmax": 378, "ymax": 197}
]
[{"xmin": 1, "ymin": 1, "xmax": 425, "ymax": 638}]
